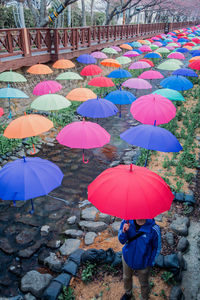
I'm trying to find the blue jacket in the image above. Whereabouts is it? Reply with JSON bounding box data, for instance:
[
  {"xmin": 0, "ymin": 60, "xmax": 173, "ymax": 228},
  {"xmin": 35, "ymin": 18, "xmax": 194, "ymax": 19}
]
[{"xmin": 118, "ymin": 219, "xmax": 161, "ymax": 270}]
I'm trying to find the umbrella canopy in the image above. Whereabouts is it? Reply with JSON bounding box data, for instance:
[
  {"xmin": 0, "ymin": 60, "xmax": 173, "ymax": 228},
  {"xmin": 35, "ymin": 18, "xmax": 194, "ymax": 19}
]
[
  {"xmin": 77, "ymin": 54, "xmax": 97, "ymax": 64},
  {"xmin": 105, "ymin": 89, "xmax": 136, "ymax": 105},
  {"xmin": 77, "ymin": 97, "xmax": 118, "ymax": 118},
  {"xmin": 190, "ymin": 50, "xmax": 200, "ymax": 56},
  {"xmin": 0, "ymin": 107, "xmax": 4, "ymax": 117},
  {"xmin": 160, "ymin": 76, "xmax": 193, "ymax": 91},
  {"xmin": 130, "ymin": 94, "xmax": 176, "ymax": 125},
  {"xmin": 0, "ymin": 88, "xmax": 29, "ymax": 99},
  {"xmin": 138, "ymin": 70, "xmax": 164, "ymax": 80},
  {"xmin": 88, "ymin": 76, "xmax": 115, "ymax": 87},
  {"xmin": 123, "ymin": 51, "xmax": 140, "ymax": 57},
  {"xmin": 120, "ymin": 44, "xmax": 133, "ymax": 50},
  {"xmin": 131, "ymin": 41, "xmax": 142, "ymax": 48},
  {"xmin": 0, "ymin": 71, "xmax": 27, "ymax": 82},
  {"xmin": 116, "ymin": 56, "xmax": 132, "ymax": 65},
  {"xmin": 129, "ymin": 61, "xmax": 151, "ymax": 70},
  {"xmin": 107, "ymin": 69, "xmax": 132, "ymax": 79},
  {"xmin": 172, "ymin": 68, "xmax": 198, "ymax": 77},
  {"xmin": 33, "ymin": 81, "xmax": 62, "ymax": 95},
  {"xmin": 88, "ymin": 164, "xmax": 174, "ymax": 219},
  {"xmin": 188, "ymin": 60, "xmax": 200, "ymax": 70},
  {"xmin": 175, "ymin": 48, "xmax": 189, "ymax": 53},
  {"xmin": 144, "ymin": 53, "xmax": 161, "ymax": 58},
  {"xmin": 156, "ymin": 47, "xmax": 170, "ymax": 54},
  {"xmin": 122, "ymin": 78, "xmax": 152, "ymax": 89},
  {"xmin": 80, "ymin": 65, "xmax": 103, "ymax": 76},
  {"xmin": 56, "ymin": 120, "xmax": 110, "ymax": 149},
  {"xmin": 167, "ymin": 52, "xmax": 185, "ymax": 59},
  {"xmin": 91, "ymin": 52, "xmax": 108, "ymax": 59},
  {"xmin": 31, "ymin": 94, "xmax": 71, "ymax": 111},
  {"xmin": 66, "ymin": 88, "xmax": 97, "ymax": 101},
  {"xmin": 102, "ymin": 47, "xmax": 118, "ymax": 54},
  {"xmin": 27, "ymin": 64, "xmax": 53, "ymax": 75},
  {"xmin": 0, "ymin": 157, "xmax": 63, "ymax": 201},
  {"xmin": 189, "ymin": 56, "xmax": 200, "ymax": 62},
  {"xmin": 110, "ymin": 46, "xmax": 122, "ymax": 52},
  {"xmin": 139, "ymin": 45, "xmax": 151, "ymax": 52},
  {"xmin": 100, "ymin": 59, "xmax": 121, "ymax": 68},
  {"xmin": 152, "ymin": 89, "xmax": 185, "ymax": 101},
  {"xmin": 52, "ymin": 59, "xmax": 75, "ymax": 69},
  {"xmin": 4, "ymin": 114, "xmax": 53, "ymax": 139},
  {"xmin": 56, "ymin": 72, "xmax": 83, "ymax": 80},
  {"xmin": 120, "ymin": 124, "xmax": 182, "ymax": 152},
  {"xmin": 139, "ymin": 59, "xmax": 154, "ymax": 67},
  {"xmin": 157, "ymin": 60, "xmax": 182, "ymax": 71}
]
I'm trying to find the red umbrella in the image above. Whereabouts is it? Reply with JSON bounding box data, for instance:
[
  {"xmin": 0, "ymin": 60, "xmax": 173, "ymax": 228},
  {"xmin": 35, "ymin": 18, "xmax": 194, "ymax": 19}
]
[
  {"xmin": 88, "ymin": 164, "xmax": 174, "ymax": 219},
  {"xmin": 191, "ymin": 38, "xmax": 200, "ymax": 44},
  {"xmin": 185, "ymin": 42, "xmax": 196, "ymax": 46},
  {"xmin": 88, "ymin": 76, "xmax": 115, "ymax": 87},
  {"xmin": 139, "ymin": 59, "xmax": 154, "ymax": 67},
  {"xmin": 188, "ymin": 60, "xmax": 200, "ymax": 70},
  {"xmin": 80, "ymin": 65, "xmax": 103, "ymax": 76}
]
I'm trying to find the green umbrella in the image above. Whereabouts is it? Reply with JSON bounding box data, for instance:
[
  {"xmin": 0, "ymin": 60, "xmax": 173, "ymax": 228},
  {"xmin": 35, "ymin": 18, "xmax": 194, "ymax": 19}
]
[
  {"xmin": 156, "ymin": 48, "xmax": 170, "ymax": 54},
  {"xmin": 157, "ymin": 60, "xmax": 182, "ymax": 71},
  {"xmin": 143, "ymin": 40, "xmax": 151, "ymax": 45},
  {"xmin": 56, "ymin": 72, "xmax": 83, "ymax": 80},
  {"xmin": 116, "ymin": 56, "xmax": 131, "ymax": 65},
  {"xmin": 167, "ymin": 43, "xmax": 179, "ymax": 47},
  {"xmin": 31, "ymin": 94, "xmax": 71, "ymax": 111},
  {"xmin": 152, "ymin": 88, "xmax": 185, "ymax": 101},
  {"xmin": 192, "ymin": 46, "xmax": 200, "ymax": 50},
  {"xmin": 102, "ymin": 48, "xmax": 118, "ymax": 54},
  {"xmin": 0, "ymin": 71, "xmax": 27, "ymax": 82},
  {"xmin": 150, "ymin": 45, "xmax": 159, "ymax": 50}
]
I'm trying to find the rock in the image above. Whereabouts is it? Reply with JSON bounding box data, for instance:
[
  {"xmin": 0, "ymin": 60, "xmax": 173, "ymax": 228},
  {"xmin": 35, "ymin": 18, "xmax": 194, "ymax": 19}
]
[
  {"xmin": 46, "ymin": 239, "xmax": 61, "ymax": 249},
  {"xmin": 81, "ymin": 207, "xmax": 98, "ymax": 221},
  {"xmin": 59, "ymin": 239, "xmax": 81, "ymax": 256},
  {"xmin": 42, "ymin": 281, "xmax": 62, "ymax": 300},
  {"xmin": 24, "ymin": 293, "xmax": 36, "ymax": 300},
  {"xmin": 18, "ymin": 240, "xmax": 45, "ymax": 258},
  {"xmin": 184, "ymin": 192, "xmax": 195, "ymax": 205},
  {"xmin": 64, "ymin": 229, "xmax": 84, "ymax": 238},
  {"xmin": 109, "ymin": 160, "xmax": 120, "ymax": 167},
  {"xmin": 67, "ymin": 216, "xmax": 77, "ymax": 225},
  {"xmin": 170, "ymin": 216, "xmax": 190, "ymax": 236},
  {"xmin": 165, "ymin": 232, "xmax": 175, "ymax": 246},
  {"xmin": 0, "ymin": 297, "xmax": 24, "ymax": 300},
  {"xmin": 44, "ymin": 252, "xmax": 63, "ymax": 272},
  {"xmin": 17, "ymin": 150, "xmax": 26, "ymax": 158},
  {"xmin": 0, "ymin": 238, "xmax": 15, "ymax": 254},
  {"xmin": 85, "ymin": 232, "xmax": 97, "ymax": 245},
  {"xmin": 177, "ymin": 237, "xmax": 189, "ymax": 252},
  {"xmin": 169, "ymin": 286, "xmax": 184, "ymax": 300},
  {"xmin": 79, "ymin": 221, "xmax": 107, "ymax": 233},
  {"xmin": 98, "ymin": 213, "xmax": 111, "ymax": 224},
  {"xmin": 46, "ymin": 142, "xmax": 54, "ymax": 147},
  {"xmin": 54, "ymin": 273, "xmax": 71, "ymax": 286},
  {"xmin": 41, "ymin": 225, "xmax": 50, "ymax": 236},
  {"xmin": 9, "ymin": 264, "xmax": 22, "ymax": 276},
  {"xmin": 10, "ymin": 156, "xmax": 18, "ymax": 160},
  {"xmin": 16, "ymin": 228, "xmax": 38, "ymax": 245},
  {"xmin": 63, "ymin": 260, "xmax": 78, "ymax": 276},
  {"xmin": 44, "ymin": 137, "xmax": 55, "ymax": 143},
  {"xmin": 26, "ymin": 148, "xmax": 40, "ymax": 155},
  {"xmin": 79, "ymin": 199, "xmax": 91, "ymax": 208},
  {"xmin": 110, "ymin": 221, "xmax": 121, "ymax": 235},
  {"xmin": 21, "ymin": 270, "xmax": 52, "ymax": 297}
]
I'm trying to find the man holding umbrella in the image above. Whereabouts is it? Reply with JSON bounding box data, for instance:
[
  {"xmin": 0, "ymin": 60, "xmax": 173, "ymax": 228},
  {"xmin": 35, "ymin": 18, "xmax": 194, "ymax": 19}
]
[{"xmin": 118, "ymin": 219, "xmax": 161, "ymax": 300}]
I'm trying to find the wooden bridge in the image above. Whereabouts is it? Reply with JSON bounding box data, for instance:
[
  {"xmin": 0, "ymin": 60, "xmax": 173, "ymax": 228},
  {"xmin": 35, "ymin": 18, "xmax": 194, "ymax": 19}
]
[{"xmin": 0, "ymin": 21, "xmax": 198, "ymax": 72}]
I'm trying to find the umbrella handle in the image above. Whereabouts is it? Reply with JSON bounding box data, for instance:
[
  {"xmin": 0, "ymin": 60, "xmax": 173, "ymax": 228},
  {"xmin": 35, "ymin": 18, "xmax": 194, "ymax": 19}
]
[
  {"xmin": 30, "ymin": 143, "xmax": 36, "ymax": 155},
  {"xmin": 29, "ymin": 199, "xmax": 34, "ymax": 214},
  {"xmin": 82, "ymin": 150, "xmax": 89, "ymax": 164}
]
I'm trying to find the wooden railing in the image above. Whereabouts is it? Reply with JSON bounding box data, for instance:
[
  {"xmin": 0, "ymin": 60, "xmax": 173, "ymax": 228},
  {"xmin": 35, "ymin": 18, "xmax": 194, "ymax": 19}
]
[{"xmin": 0, "ymin": 21, "xmax": 199, "ymax": 72}]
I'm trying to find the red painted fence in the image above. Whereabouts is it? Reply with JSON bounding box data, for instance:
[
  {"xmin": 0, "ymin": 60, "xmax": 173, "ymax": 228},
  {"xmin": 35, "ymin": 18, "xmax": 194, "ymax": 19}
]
[{"xmin": 0, "ymin": 21, "xmax": 198, "ymax": 72}]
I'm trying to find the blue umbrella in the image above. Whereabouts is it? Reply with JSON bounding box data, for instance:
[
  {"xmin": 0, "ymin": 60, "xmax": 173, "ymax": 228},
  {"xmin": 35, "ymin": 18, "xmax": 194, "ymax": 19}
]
[
  {"xmin": 178, "ymin": 38, "xmax": 188, "ymax": 43},
  {"xmin": 172, "ymin": 68, "xmax": 198, "ymax": 77},
  {"xmin": 0, "ymin": 157, "xmax": 63, "ymax": 213},
  {"xmin": 175, "ymin": 48, "xmax": 189, "ymax": 53},
  {"xmin": 190, "ymin": 50, "xmax": 200, "ymax": 57},
  {"xmin": 144, "ymin": 53, "xmax": 161, "ymax": 58},
  {"xmin": 77, "ymin": 54, "xmax": 97, "ymax": 64},
  {"xmin": 132, "ymin": 49, "xmax": 142, "ymax": 54},
  {"xmin": 77, "ymin": 97, "xmax": 118, "ymax": 118},
  {"xmin": 107, "ymin": 69, "xmax": 132, "ymax": 78},
  {"xmin": 160, "ymin": 75, "xmax": 193, "ymax": 91},
  {"xmin": 0, "ymin": 87, "xmax": 29, "ymax": 117}
]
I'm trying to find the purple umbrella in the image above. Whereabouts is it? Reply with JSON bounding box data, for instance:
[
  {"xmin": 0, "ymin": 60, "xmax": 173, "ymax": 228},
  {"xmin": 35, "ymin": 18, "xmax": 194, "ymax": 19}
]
[
  {"xmin": 77, "ymin": 54, "xmax": 97, "ymax": 64},
  {"xmin": 0, "ymin": 157, "xmax": 63, "ymax": 214},
  {"xmin": 129, "ymin": 61, "xmax": 151, "ymax": 70},
  {"xmin": 77, "ymin": 97, "xmax": 118, "ymax": 118},
  {"xmin": 91, "ymin": 52, "xmax": 108, "ymax": 59},
  {"xmin": 123, "ymin": 51, "xmax": 140, "ymax": 57},
  {"xmin": 122, "ymin": 78, "xmax": 152, "ymax": 89},
  {"xmin": 110, "ymin": 46, "xmax": 122, "ymax": 52}
]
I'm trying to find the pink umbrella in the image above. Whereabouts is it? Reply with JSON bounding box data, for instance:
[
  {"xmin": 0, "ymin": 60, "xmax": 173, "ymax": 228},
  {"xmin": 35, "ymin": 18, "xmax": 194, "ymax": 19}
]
[
  {"xmin": 56, "ymin": 119, "xmax": 110, "ymax": 163},
  {"xmin": 153, "ymin": 42, "xmax": 163, "ymax": 47},
  {"xmin": 130, "ymin": 94, "xmax": 176, "ymax": 125},
  {"xmin": 123, "ymin": 51, "xmax": 140, "ymax": 57},
  {"xmin": 122, "ymin": 78, "xmax": 152, "ymax": 89},
  {"xmin": 129, "ymin": 61, "xmax": 151, "ymax": 70},
  {"xmin": 167, "ymin": 52, "xmax": 185, "ymax": 60},
  {"xmin": 110, "ymin": 46, "xmax": 122, "ymax": 52},
  {"xmin": 33, "ymin": 81, "xmax": 62, "ymax": 95},
  {"xmin": 152, "ymin": 37, "xmax": 160, "ymax": 41},
  {"xmin": 138, "ymin": 70, "xmax": 164, "ymax": 80},
  {"xmin": 91, "ymin": 52, "xmax": 108, "ymax": 59},
  {"xmin": 139, "ymin": 45, "xmax": 151, "ymax": 52}
]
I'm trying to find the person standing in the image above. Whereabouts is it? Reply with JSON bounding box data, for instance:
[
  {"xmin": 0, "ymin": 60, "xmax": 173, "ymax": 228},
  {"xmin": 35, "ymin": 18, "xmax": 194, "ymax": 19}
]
[{"xmin": 118, "ymin": 219, "xmax": 161, "ymax": 300}]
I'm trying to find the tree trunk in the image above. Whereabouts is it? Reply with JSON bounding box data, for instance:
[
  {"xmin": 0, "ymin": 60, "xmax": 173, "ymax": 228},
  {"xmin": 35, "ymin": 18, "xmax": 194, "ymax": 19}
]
[
  {"xmin": 105, "ymin": 0, "xmax": 110, "ymax": 25},
  {"xmin": 91, "ymin": 0, "xmax": 95, "ymax": 26},
  {"xmin": 68, "ymin": 5, "xmax": 71, "ymax": 27},
  {"xmin": 19, "ymin": 0, "xmax": 25, "ymax": 28},
  {"xmin": 81, "ymin": 0, "xmax": 86, "ymax": 26}
]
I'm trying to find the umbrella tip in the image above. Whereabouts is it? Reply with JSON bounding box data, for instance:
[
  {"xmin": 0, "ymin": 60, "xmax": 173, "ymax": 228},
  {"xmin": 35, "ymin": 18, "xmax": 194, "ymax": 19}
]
[
  {"xmin": 23, "ymin": 156, "xmax": 26, "ymax": 162},
  {"xmin": 129, "ymin": 164, "xmax": 133, "ymax": 172}
]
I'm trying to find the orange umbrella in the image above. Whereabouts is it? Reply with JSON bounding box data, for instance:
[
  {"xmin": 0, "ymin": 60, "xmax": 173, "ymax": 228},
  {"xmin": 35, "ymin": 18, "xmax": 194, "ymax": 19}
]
[
  {"xmin": 27, "ymin": 64, "xmax": 53, "ymax": 74},
  {"xmin": 66, "ymin": 88, "xmax": 97, "ymax": 101},
  {"xmin": 120, "ymin": 44, "xmax": 133, "ymax": 50},
  {"xmin": 100, "ymin": 59, "xmax": 121, "ymax": 68},
  {"xmin": 52, "ymin": 59, "xmax": 75, "ymax": 69},
  {"xmin": 4, "ymin": 114, "xmax": 53, "ymax": 139},
  {"xmin": 189, "ymin": 56, "xmax": 200, "ymax": 63}
]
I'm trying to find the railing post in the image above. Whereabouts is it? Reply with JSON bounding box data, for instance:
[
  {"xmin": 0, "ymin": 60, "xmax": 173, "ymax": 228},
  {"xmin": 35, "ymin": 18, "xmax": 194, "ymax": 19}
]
[
  {"xmin": 88, "ymin": 27, "xmax": 91, "ymax": 47},
  {"xmin": 98, "ymin": 26, "xmax": 101, "ymax": 44},
  {"xmin": 21, "ymin": 28, "xmax": 31, "ymax": 56},
  {"xmin": 54, "ymin": 29, "xmax": 59, "ymax": 55}
]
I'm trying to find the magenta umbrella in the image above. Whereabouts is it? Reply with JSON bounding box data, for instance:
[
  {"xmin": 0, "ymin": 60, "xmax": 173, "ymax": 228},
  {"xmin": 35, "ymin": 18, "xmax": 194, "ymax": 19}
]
[
  {"xmin": 91, "ymin": 52, "xmax": 108, "ymax": 59},
  {"xmin": 110, "ymin": 46, "xmax": 122, "ymax": 52},
  {"xmin": 56, "ymin": 119, "xmax": 110, "ymax": 163},
  {"xmin": 130, "ymin": 94, "xmax": 176, "ymax": 125},
  {"xmin": 138, "ymin": 70, "xmax": 164, "ymax": 80},
  {"xmin": 33, "ymin": 80, "xmax": 62, "ymax": 95},
  {"xmin": 167, "ymin": 52, "xmax": 185, "ymax": 60},
  {"xmin": 129, "ymin": 61, "xmax": 151, "ymax": 70},
  {"xmin": 139, "ymin": 45, "xmax": 151, "ymax": 52},
  {"xmin": 122, "ymin": 78, "xmax": 152, "ymax": 89},
  {"xmin": 153, "ymin": 42, "xmax": 163, "ymax": 47},
  {"xmin": 123, "ymin": 51, "xmax": 140, "ymax": 57}
]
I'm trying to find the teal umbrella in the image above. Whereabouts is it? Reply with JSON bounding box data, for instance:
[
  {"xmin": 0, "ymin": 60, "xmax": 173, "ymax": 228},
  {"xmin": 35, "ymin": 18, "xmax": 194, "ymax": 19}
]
[
  {"xmin": 31, "ymin": 94, "xmax": 71, "ymax": 111},
  {"xmin": 152, "ymin": 89, "xmax": 185, "ymax": 101},
  {"xmin": 56, "ymin": 72, "xmax": 83, "ymax": 80}
]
